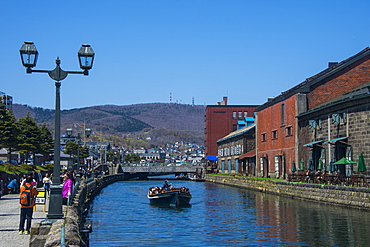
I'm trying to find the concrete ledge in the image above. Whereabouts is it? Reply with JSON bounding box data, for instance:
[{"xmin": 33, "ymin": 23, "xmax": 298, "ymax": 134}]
[{"xmin": 205, "ymin": 174, "xmax": 370, "ymax": 210}]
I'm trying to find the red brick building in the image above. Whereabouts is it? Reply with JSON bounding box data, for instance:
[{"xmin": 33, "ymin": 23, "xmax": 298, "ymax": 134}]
[
  {"xmin": 256, "ymin": 94, "xmax": 305, "ymax": 178},
  {"xmin": 204, "ymin": 97, "xmax": 258, "ymax": 165},
  {"xmin": 256, "ymin": 47, "xmax": 370, "ymax": 178}
]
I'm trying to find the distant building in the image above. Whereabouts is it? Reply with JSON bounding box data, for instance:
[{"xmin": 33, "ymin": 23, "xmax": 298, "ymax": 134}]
[
  {"xmin": 139, "ymin": 152, "xmax": 166, "ymax": 161},
  {"xmin": 217, "ymin": 124, "xmax": 256, "ymax": 175},
  {"xmin": 133, "ymin": 148, "xmax": 146, "ymax": 154},
  {"xmin": 204, "ymin": 96, "xmax": 258, "ymax": 163},
  {"xmin": 0, "ymin": 91, "xmax": 13, "ymax": 108}
]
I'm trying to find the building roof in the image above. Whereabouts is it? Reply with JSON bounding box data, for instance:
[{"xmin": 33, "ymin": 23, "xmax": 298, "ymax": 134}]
[
  {"xmin": 206, "ymin": 104, "xmax": 259, "ymax": 108},
  {"xmin": 217, "ymin": 124, "xmax": 255, "ymax": 143},
  {"xmin": 238, "ymin": 149, "xmax": 256, "ymax": 159},
  {"xmin": 297, "ymin": 81, "xmax": 370, "ymax": 117},
  {"xmin": 256, "ymin": 47, "xmax": 370, "ymax": 112}
]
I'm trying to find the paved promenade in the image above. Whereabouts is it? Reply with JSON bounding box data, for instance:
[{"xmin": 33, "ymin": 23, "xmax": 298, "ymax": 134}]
[{"xmin": 0, "ymin": 193, "xmax": 46, "ymax": 247}]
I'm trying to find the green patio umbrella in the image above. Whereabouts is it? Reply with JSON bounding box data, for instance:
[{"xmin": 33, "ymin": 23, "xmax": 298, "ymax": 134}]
[
  {"xmin": 308, "ymin": 159, "xmax": 314, "ymax": 170},
  {"xmin": 358, "ymin": 153, "xmax": 366, "ymax": 172},
  {"xmin": 333, "ymin": 157, "xmax": 356, "ymax": 165},
  {"xmin": 299, "ymin": 160, "xmax": 305, "ymax": 171},
  {"xmin": 292, "ymin": 161, "xmax": 297, "ymax": 173},
  {"xmin": 317, "ymin": 159, "xmax": 324, "ymax": 170}
]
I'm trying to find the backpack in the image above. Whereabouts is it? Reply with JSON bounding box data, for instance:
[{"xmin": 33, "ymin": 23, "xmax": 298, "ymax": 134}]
[{"xmin": 20, "ymin": 185, "xmax": 33, "ymax": 206}]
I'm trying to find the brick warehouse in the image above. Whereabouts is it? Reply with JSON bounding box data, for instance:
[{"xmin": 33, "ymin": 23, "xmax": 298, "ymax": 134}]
[
  {"xmin": 298, "ymin": 82, "xmax": 370, "ymax": 176},
  {"xmin": 255, "ymin": 47, "xmax": 370, "ymax": 178},
  {"xmin": 204, "ymin": 97, "xmax": 258, "ymax": 166}
]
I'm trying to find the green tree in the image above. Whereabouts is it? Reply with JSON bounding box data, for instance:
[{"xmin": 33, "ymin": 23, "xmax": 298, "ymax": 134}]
[
  {"xmin": 65, "ymin": 140, "xmax": 78, "ymax": 158},
  {"xmin": 65, "ymin": 141, "xmax": 89, "ymax": 165},
  {"xmin": 80, "ymin": 146, "xmax": 89, "ymax": 159},
  {"xmin": 0, "ymin": 102, "xmax": 18, "ymax": 162},
  {"xmin": 123, "ymin": 153, "xmax": 141, "ymax": 162},
  {"xmin": 38, "ymin": 123, "xmax": 54, "ymax": 162},
  {"xmin": 16, "ymin": 114, "xmax": 42, "ymax": 163}
]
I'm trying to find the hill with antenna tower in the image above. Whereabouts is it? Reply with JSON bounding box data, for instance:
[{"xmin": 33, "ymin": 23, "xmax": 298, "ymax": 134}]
[{"xmin": 11, "ymin": 102, "xmax": 206, "ymax": 147}]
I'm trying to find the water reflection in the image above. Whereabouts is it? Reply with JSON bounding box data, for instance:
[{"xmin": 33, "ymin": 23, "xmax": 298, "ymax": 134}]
[
  {"xmin": 254, "ymin": 192, "xmax": 370, "ymax": 246},
  {"xmin": 88, "ymin": 180, "xmax": 370, "ymax": 246}
]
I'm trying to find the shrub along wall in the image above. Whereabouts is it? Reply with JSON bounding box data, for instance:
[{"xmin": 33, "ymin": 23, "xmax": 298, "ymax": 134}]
[{"xmin": 205, "ymin": 175, "xmax": 370, "ymax": 210}]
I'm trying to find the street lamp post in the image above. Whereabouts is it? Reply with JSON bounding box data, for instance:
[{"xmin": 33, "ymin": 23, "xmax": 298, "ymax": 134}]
[
  {"xmin": 65, "ymin": 127, "xmax": 91, "ymax": 172},
  {"xmin": 19, "ymin": 41, "xmax": 95, "ymax": 219},
  {"xmin": 76, "ymin": 133, "xmax": 81, "ymax": 171}
]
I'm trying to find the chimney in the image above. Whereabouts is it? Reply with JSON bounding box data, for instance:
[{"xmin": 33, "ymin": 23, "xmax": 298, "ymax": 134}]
[
  {"xmin": 328, "ymin": 62, "xmax": 338, "ymax": 68},
  {"xmin": 223, "ymin": 97, "xmax": 228, "ymax": 105}
]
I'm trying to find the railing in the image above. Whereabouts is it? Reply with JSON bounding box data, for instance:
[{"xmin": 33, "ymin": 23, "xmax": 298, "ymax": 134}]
[
  {"xmin": 288, "ymin": 173, "xmax": 370, "ymax": 187},
  {"xmin": 118, "ymin": 162, "xmax": 204, "ymax": 174},
  {"xmin": 120, "ymin": 161, "xmax": 204, "ymax": 167}
]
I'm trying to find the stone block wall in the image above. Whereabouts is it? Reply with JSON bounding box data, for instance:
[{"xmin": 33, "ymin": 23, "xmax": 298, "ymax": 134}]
[
  {"xmin": 205, "ymin": 174, "xmax": 370, "ymax": 210},
  {"xmin": 30, "ymin": 174, "xmax": 129, "ymax": 247}
]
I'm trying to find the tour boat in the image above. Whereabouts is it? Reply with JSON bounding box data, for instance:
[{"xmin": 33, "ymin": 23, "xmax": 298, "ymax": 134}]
[{"xmin": 147, "ymin": 187, "xmax": 192, "ymax": 207}]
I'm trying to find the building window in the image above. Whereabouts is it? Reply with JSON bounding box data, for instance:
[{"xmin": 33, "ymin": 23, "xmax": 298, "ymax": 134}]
[
  {"xmin": 309, "ymin": 120, "xmax": 317, "ymax": 129},
  {"xmin": 272, "ymin": 130, "xmax": 278, "ymax": 139},
  {"xmin": 274, "ymin": 156, "xmax": 279, "ymax": 172},
  {"xmin": 244, "ymin": 111, "xmax": 248, "ymax": 118},
  {"xmin": 238, "ymin": 111, "xmax": 242, "ymax": 119},
  {"xmin": 233, "ymin": 124, "xmax": 237, "ymax": 131},
  {"xmin": 285, "ymin": 126, "xmax": 293, "ymax": 136},
  {"xmin": 281, "ymin": 103, "xmax": 285, "ymax": 125},
  {"xmin": 332, "ymin": 114, "xmax": 340, "ymax": 124},
  {"xmin": 261, "ymin": 133, "xmax": 267, "ymax": 142},
  {"xmin": 232, "ymin": 111, "xmax": 237, "ymax": 119}
]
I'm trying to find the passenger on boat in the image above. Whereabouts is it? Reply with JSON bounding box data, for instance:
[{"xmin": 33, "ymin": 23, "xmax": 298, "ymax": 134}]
[{"xmin": 180, "ymin": 187, "xmax": 190, "ymax": 193}]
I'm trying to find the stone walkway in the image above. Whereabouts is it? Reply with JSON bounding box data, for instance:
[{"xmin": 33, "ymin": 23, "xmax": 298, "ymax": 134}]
[{"xmin": 0, "ymin": 193, "xmax": 47, "ymax": 247}]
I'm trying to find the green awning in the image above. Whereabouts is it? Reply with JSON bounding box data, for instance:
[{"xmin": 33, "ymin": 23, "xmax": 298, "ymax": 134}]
[
  {"xmin": 324, "ymin": 137, "xmax": 348, "ymax": 144},
  {"xmin": 303, "ymin": 140, "xmax": 323, "ymax": 147}
]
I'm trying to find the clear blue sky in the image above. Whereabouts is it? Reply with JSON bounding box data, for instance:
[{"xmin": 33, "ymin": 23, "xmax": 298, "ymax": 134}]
[{"xmin": 1, "ymin": 1, "xmax": 370, "ymax": 109}]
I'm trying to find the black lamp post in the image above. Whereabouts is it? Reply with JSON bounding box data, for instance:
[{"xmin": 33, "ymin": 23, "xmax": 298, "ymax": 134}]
[
  {"xmin": 20, "ymin": 41, "xmax": 95, "ymax": 219},
  {"xmin": 76, "ymin": 133, "xmax": 82, "ymax": 171},
  {"xmin": 65, "ymin": 127, "xmax": 91, "ymax": 172}
]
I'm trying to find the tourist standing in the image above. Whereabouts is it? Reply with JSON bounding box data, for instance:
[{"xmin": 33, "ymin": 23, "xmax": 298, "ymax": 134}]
[
  {"xmin": 62, "ymin": 173, "xmax": 73, "ymax": 205},
  {"xmin": 19, "ymin": 176, "xmax": 38, "ymax": 235}
]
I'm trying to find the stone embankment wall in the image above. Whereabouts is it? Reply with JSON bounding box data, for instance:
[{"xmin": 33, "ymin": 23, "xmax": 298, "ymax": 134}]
[
  {"xmin": 205, "ymin": 175, "xmax": 370, "ymax": 210},
  {"xmin": 30, "ymin": 174, "xmax": 129, "ymax": 247}
]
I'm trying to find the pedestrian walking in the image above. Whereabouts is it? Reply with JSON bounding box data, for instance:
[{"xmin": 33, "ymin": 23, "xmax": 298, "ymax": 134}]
[
  {"xmin": 18, "ymin": 176, "xmax": 38, "ymax": 235},
  {"xmin": 42, "ymin": 173, "xmax": 51, "ymax": 197}
]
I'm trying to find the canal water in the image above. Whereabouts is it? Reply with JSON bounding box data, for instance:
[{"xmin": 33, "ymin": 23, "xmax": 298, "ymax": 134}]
[{"xmin": 88, "ymin": 179, "xmax": 370, "ymax": 246}]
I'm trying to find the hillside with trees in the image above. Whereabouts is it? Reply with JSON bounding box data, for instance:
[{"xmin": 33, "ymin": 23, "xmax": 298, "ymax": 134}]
[{"xmin": 12, "ymin": 103, "xmax": 206, "ymax": 147}]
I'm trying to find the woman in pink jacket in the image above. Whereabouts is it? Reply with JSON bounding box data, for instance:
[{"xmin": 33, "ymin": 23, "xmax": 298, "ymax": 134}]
[{"xmin": 62, "ymin": 173, "xmax": 73, "ymax": 205}]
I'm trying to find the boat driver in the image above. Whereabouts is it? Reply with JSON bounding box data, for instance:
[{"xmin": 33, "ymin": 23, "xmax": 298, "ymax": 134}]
[{"xmin": 163, "ymin": 180, "xmax": 171, "ymax": 190}]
